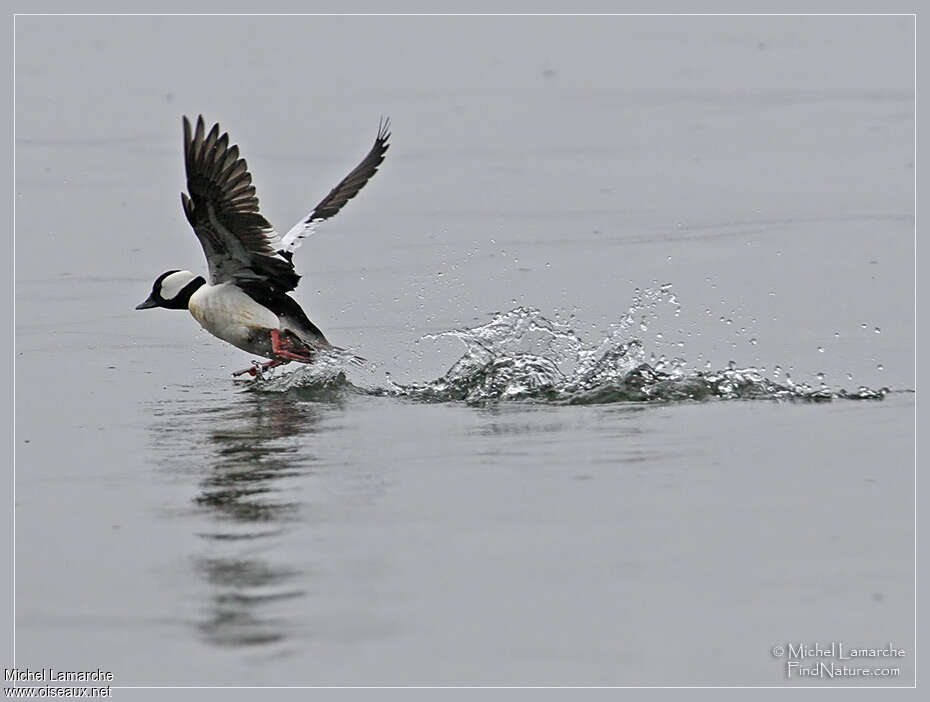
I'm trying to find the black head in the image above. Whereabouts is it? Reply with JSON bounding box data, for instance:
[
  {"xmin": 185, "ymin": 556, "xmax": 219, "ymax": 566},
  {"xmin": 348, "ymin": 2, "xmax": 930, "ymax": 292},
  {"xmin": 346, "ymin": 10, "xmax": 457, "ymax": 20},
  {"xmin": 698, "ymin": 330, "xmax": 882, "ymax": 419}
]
[{"xmin": 136, "ymin": 270, "xmax": 206, "ymax": 310}]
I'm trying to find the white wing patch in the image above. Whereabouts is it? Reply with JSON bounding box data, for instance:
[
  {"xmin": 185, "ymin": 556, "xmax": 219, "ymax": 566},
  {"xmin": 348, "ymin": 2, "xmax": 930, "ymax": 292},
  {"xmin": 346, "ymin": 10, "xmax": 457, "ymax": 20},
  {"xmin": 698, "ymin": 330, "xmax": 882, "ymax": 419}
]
[{"xmin": 279, "ymin": 216, "xmax": 322, "ymax": 256}]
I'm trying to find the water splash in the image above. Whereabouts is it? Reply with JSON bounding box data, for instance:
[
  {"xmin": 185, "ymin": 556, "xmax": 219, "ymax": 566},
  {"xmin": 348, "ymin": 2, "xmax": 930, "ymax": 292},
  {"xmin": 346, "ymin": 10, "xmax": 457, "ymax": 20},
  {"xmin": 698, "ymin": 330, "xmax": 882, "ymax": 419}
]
[
  {"xmin": 241, "ymin": 346, "xmax": 362, "ymax": 400},
  {"xmin": 241, "ymin": 298, "xmax": 890, "ymax": 406},
  {"xmin": 389, "ymin": 307, "xmax": 887, "ymax": 405}
]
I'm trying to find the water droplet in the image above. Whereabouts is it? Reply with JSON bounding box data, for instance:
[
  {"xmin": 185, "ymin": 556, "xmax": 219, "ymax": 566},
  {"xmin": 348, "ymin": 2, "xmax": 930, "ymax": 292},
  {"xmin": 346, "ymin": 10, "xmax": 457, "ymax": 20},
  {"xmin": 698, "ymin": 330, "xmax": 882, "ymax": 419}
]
[
  {"xmin": 817, "ymin": 346, "xmax": 824, "ymax": 353},
  {"xmin": 861, "ymin": 323, "xmax": 867, "ymax": 329},
  {"xmin": 874, "ymin": 327, "xmax": 881, "ymax": 334},
  {"xmin": 877, "ymin": 364, "xmax": 884, "ymax": 371},
  {"xmin": 545, "ymin": 262, "xmax": 551, "ymax": 268},
  {"xmin": 726, "ymin": 318, "xmax": 733, "ymax": 325},
  {"xmin": 749, "ymin": 338, "xmax": 758, "ymax": 345},
  {"xmin": 847, "ymin": 373, "xmax": 853, "ymax": 380},
  {"xmin": 769, "ymin": 291, "xmax": 775, "ymax": 297},
  {"xmin": 834, "ymin": 331, "xmax": 840, "ymax": 338}
]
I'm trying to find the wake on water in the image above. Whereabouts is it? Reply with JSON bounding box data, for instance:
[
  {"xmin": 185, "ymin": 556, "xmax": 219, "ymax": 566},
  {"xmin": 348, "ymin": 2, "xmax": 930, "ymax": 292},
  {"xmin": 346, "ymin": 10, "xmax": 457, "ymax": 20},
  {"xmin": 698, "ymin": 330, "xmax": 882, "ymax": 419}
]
[{"xmin": 241, "ymin": 285, "xmax": 890, "ymax": 405}]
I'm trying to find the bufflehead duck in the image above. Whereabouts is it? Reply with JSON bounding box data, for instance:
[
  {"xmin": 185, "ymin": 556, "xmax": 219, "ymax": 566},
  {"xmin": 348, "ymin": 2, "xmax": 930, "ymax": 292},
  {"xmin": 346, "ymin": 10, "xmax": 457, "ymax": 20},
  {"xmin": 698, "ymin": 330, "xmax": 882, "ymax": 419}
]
[{"xmin": 136, "ymin": 115, "xmax": 390, "ymax": 376}]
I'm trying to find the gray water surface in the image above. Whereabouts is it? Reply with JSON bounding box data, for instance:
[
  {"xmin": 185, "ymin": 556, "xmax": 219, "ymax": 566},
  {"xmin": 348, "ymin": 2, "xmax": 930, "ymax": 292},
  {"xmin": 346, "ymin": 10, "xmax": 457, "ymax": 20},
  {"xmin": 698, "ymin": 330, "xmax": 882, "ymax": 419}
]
[{"xmin": 14, "ymin": 15, "xmax": 914, "ymax": 685}]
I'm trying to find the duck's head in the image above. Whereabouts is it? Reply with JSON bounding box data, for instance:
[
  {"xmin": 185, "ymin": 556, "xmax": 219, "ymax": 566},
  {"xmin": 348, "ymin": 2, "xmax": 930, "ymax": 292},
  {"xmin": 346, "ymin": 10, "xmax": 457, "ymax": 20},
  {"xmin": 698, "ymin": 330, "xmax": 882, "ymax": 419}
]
[{"xmin": 136, "ymin": 270, "xmax": 206, "ymax": 310}]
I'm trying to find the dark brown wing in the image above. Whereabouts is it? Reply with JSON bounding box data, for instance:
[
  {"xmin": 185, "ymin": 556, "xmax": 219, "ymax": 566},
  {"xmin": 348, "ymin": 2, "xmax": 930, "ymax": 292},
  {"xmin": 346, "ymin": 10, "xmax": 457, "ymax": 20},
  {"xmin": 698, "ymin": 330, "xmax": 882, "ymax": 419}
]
[
  {"xmin": 279, "ymin": 118, "xmax": 391, "ymax": 257},
  {"xmin": 181, "ymin": 115, "xmax": 299, "ymax": 291}
]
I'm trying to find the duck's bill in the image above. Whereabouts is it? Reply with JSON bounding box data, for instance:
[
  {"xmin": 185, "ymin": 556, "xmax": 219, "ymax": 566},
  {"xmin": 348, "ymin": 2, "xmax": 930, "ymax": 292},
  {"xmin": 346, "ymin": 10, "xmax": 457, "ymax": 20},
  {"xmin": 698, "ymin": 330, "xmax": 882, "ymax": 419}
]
[{"xmin": 135, "ymin": 296, "xmax": 158, "ymax": 310}]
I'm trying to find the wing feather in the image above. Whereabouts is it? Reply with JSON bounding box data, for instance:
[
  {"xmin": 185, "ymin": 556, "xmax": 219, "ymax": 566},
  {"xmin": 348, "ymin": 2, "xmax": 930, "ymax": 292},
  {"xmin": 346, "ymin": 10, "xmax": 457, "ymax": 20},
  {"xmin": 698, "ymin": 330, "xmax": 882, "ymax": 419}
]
[
  {"xmin": 181, "ymin": 115, "xmax": 299, "ymax": 291},
  {"xmin": 278, "ymin": 117, "xmax": 391, "ymax": 259}
]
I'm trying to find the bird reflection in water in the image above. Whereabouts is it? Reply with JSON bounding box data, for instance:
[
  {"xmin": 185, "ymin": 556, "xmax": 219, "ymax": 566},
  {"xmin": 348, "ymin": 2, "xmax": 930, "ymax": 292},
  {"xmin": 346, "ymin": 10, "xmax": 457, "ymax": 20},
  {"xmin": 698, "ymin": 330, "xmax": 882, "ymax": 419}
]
[{"xmin": 149, "ymin": 389, "xmax": 325, "ymax": 649}]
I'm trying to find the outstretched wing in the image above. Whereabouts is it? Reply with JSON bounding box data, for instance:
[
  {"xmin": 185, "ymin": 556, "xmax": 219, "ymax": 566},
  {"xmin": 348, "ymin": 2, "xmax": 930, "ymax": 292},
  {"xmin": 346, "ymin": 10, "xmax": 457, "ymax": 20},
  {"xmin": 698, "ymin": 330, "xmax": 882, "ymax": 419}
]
[
  {"xmin": 181, "ymin": 115, "xmax": 299, "ymax": 291},
  {"xmin": 278, "ymin": 117, "xmax": 391, "ymax": 261}
]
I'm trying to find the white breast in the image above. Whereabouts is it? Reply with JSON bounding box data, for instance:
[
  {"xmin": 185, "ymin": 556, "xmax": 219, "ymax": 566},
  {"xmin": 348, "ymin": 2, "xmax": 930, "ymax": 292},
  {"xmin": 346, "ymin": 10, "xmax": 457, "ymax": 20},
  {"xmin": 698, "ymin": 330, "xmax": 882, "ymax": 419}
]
[{"xmin": 188, "ymin": 283, "xmax": 280, "ymax": 353}]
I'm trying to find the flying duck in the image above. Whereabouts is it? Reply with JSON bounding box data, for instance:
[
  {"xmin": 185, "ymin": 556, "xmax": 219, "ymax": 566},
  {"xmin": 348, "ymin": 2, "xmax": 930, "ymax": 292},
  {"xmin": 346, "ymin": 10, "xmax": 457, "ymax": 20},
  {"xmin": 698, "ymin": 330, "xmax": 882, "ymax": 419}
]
[{"xmin": 136, "ymin": 115, "xmax": 390, "ymax": 377}]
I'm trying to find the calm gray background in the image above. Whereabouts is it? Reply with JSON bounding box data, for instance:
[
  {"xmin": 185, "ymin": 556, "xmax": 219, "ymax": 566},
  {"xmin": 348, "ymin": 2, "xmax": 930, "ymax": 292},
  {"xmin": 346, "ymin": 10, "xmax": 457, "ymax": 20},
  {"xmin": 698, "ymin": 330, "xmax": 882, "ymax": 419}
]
[{"xmin": 14, "ymin": 15, "xmax": 914, "ymax": 685}]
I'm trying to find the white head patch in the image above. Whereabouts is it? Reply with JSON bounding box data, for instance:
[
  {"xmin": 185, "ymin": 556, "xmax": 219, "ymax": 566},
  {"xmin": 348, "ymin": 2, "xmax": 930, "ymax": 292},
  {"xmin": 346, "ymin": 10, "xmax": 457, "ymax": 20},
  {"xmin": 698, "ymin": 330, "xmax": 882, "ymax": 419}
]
[{"xmin": 159, "ymin": 270, "xmax": 198, "ymax": 301}]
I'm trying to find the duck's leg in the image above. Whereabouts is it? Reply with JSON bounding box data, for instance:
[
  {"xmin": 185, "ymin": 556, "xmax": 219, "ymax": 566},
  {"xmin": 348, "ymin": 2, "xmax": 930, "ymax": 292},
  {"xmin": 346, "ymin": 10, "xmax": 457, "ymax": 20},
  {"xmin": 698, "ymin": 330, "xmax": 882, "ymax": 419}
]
[
  {"xmin": 270, "ymin": 329, "xmax": 314, "ymax": 362},
  {"xmin": 231, "ymin": 330, "xmax": 310, "ymax": 378},
  {"xmin": 232, "ymin": 358, "xmax": 290, "ymax": 378}
]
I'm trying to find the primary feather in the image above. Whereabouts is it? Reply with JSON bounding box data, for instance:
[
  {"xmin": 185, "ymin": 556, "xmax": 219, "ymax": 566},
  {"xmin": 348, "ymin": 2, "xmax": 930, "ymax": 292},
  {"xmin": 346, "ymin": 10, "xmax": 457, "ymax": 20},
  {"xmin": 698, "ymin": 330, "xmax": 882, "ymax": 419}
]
[
  {"xmin": 278, "ymin": 117, "xmax": 391, "ymax": 260},
  {"xmin": 181, "ymin": 115, "xmax": 299, "ymax": 292}
]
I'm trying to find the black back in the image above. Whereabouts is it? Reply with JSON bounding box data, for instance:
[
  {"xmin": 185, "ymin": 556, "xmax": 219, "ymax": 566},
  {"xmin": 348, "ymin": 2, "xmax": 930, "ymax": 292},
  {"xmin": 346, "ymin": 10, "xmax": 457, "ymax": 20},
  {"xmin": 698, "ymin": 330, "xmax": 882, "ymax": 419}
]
[{"xmin": 238, "ymin": 281, "xmax": 327, "ymax": 341}]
